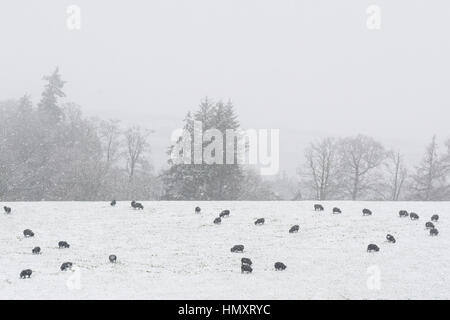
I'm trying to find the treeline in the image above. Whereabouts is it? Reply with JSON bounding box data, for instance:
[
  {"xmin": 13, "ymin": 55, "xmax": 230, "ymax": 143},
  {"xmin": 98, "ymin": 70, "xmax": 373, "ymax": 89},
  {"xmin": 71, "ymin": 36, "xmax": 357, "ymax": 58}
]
[
  {"xmin": 0, "ymin": 68, "xmax": 159, "ymax": 201},
  {"xmin": 297, "ymin": 135, "xmax": 450, "ymax": 201},
  {"xmin": 0, "ymin": 68, "xmax": 273, "ymax": 201},
  {"xmin": 1, "ymin": 68, "xmax": 450, "ymax": 201}
]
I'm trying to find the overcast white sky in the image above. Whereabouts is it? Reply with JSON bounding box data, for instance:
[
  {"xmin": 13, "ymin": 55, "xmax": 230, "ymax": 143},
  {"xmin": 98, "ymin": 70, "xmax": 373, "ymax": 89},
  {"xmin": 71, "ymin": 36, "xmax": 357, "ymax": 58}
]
[{"xmin": 1, "ymin": 1, "xmax": 449, "ymax": 175}]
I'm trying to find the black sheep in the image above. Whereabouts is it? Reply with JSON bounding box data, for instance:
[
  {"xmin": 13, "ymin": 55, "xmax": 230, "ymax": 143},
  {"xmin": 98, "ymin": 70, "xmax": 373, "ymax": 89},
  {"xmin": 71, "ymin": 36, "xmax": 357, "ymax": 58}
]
[
  {"xmin": 254, "ymin": 218, "xmax": 265, "ymax": 225},
  {"xmin": 386, "ymin": 234, "xmax": 396, "ymax": 243},
  {"xmin": 195, "ymin": 206, "xmax": 201, "ymax": 214},
  {"xmin": 241, "ymin": 264, "xmax": 253, "ymax": 274},
  {"xmin": 213, "ymin": 217, "xmax": 221, "ymax": 225},
  {"xmin": 289, "ymin": 225, "xmax": 299, "ymax": 233},
  {"xmin": 241, "ymin": 258, "xmax": 252, "ymax": 266},
  {"xmin": 58, "ymin": 241, "xmax": 70, "ymax": 249},
  {"xmin": 23, "ymin": 229, "xmax": 34, "ymax": 237},
  {"xmin": 219, "ymin": 210, "xmax": 230, "ymax": 218},
  {"xmin": 3, "ymin": 206, "xmax": 11, "ymax": 214},
  {"xmin": 131, "ymin": 201, "xmax": 144, "ymax": 210},
  {"xmin": 399, "ymin": 210, "xmax": 409, "ymax": 217},
  {"xmin": 60, "ymin": 262, "xmax": 73, "ymax": 271},
  {"xmin": 425, "ymin": 222, "xmax": 435, "ymax": 229},
  {"xmin": 430, "ymin": 228, "xmax": 439, "ymax": 236},
  {"xmin": 431, "ymin": 214, "xmax": 439, "ymax": 222},
  {"xmin": 367, "ymin": 244, "xmax": 380, "ymax": 252},
  {"xmin": 110, "ymin": 200, "xmax": 116, "ymax": 206},
  {"xmin": 230, "ymin": 245, "xmax": 244, "ymax": 253},
  {"xmin": 362, "ymin": 208, "xmax": 372, "ymax": 216},
  {"xmin": 314, "ymin": 204, "xmax": 324, "ymax": 211},
  {"xmin": 332, "ymin": 207, "xmax": 342, "ymax": 214},
  {"xmin": 20, "ymin": 269, "xmax": 32, "ymax": 279},
  {"xmin": 109, "ymin": 254, "xmax": 117, "ymax": 263},
  {"xmin": 274, "ymin": 262, "xmax": 286, "ymax": 271},
  {"xmin": 32, "ymin": 247, "xmax": 41, "ymax": 254},
  {"xmin": 410, "ymin": 212, "xmax": 419, "ymax": 220}
]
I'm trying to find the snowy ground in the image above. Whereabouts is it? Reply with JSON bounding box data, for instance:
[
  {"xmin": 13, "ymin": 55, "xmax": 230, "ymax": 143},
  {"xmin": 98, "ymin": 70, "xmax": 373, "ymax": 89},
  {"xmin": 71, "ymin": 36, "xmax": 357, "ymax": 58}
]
[{"xmin": 0, "ymin": 201, "xmax": 448, "ymax": 300}]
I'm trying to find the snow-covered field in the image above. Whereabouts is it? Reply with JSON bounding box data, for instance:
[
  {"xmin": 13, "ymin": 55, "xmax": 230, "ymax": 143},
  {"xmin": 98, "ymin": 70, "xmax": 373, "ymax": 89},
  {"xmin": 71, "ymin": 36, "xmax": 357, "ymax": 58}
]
[{"xmin": 0, "ymin": 201, "xmax": 448, "ymax": 300}]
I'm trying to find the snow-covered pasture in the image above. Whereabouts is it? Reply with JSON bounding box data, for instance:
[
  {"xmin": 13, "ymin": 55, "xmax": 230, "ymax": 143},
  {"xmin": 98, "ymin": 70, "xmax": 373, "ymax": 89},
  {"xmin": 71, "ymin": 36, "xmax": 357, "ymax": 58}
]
[{"xmin": 0, "ymin": 201, "xmax": 448, "ymax": 299}]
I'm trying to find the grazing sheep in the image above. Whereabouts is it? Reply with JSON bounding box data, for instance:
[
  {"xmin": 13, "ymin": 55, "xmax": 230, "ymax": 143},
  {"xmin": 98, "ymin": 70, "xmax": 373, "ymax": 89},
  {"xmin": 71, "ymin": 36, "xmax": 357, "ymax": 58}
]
[
  {"xmin": 131, "ymin": 201, "xmax": 144, "ymax": 210},
  {"xmin": 32, "ymin": 247, "xmax": 41, "ymax": 254},
  {"xmin": 399, "ymin": 210, "xmax": 409, "ymax": 217},
  {"xmin": 60, "ymin": 262, "xmax": 73, "ymax": 271},
  {"xmin": 3, "ymin": 206, "xmax": 11, "ymax": 214},
  {"xmin": 219, "ymin": 210, "xmax": 230, "ymax": 218},
  {"xmin": 425, "ymin": 222, "xmax": 435, "ymax": 229},
  {"xmin": 431, "ymin": 214, "xmax": 439, "ymax": 222},
  {"xmin": 332, "ymin": 207, "xmax": 342, "ymax": 214},
  {"xmin": 23, "ymin": 229, "xmax": 34, "ymax": 237},
  {"xmin": 430, "ymin": 228, "xmax": 439, "ymax": 236},
  {"xmin": 289, "ymin": 225, "xmax": 299, "ymax": 233},
  {"xmin": 58, "ymin": 241, "xmax": 70, "ymax": 249},
  {"xmin": 367, "ymin": 244, "xmax": 380, "ymax": 252},
  {"xmin": 241, "ymin": 264, "xmax": 253, "ymax": 274},
  {"xmin": 195, "ymin": 206, "xmax": 201, "ymax": 214},
  {"xmin": 241, "ymin": 258, "xmax": 252, "ymax": 266},
  {"xmin": 20, "ymin": 269, "xmax": 32, "ymax": 279},
  {"xmin": 314, "ymin": 204, "xmax": 324, "ymax": 211},
  {"xmin": 109, "ymin": 254, "xmax": 117, "ymax": 263},
  {"xmin": 230, "ymin": 245, "xmax": 244, "ymax": 253},
  {"xmin": 213, "ymin": 217, "xmax": 221, "ymax": 225},
  {"xmin": 274, "ymin": 262, "xmax": 287, "ymax": 271},
  {"xmin": 386, "ymin": 234, "xmax": 396, "ymax": 243},
  {"xmin": 362, "ymin": 208, "xmax": 372, "ymax": 216},
  {"xmin": 410, "ymin": 212, "xmax": 419, "ymax": 220},
  {"xmin": 254, "ymin": 218, "xmax": 265, "ymax": 225}
]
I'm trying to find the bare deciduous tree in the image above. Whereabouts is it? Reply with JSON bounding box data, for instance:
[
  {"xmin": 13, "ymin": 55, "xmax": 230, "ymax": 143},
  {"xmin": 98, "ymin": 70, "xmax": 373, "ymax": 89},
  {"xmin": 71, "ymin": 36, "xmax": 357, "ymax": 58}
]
[
  {"xmin": 385, "ymin": 151, "xmax": 408, "ymax": 200},
  {"xmin": 339, "ymin": 135, "xmax": 386, "ymax": 200},
  {"xmin": 124, "ymin": 126, "xmax": 152, "ymax": 182},
  {"xmin": 303, "ymin": 137, "xmax": 339, "ymax": 200},
  {"xmin": 99, "ymin": 120, "xmax": 122, "ymax": 166}
]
